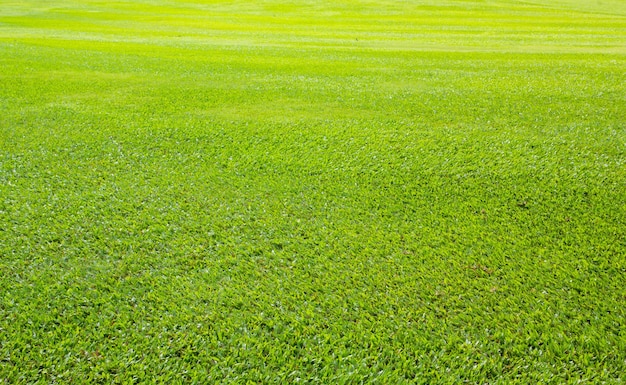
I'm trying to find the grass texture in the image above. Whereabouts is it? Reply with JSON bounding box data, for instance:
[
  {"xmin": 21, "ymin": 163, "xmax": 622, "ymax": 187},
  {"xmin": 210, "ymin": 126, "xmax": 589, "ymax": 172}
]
[{"xmin": 1, "ymin": 0, "xmax": 625, "ymax": 383}]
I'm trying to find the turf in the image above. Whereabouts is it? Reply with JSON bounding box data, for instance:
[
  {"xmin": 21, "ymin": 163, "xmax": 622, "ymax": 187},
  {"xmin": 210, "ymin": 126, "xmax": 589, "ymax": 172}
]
[{"xmin": 1, "ymin": 0, "xmax": 625, "ymax": 383}]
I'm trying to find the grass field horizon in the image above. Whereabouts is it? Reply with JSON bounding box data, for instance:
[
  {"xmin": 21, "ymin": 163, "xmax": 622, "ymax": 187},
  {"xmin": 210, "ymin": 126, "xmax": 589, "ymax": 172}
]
[{"xmin": 1, "ymin": 0, "xmax": 625, "ymax": 383}]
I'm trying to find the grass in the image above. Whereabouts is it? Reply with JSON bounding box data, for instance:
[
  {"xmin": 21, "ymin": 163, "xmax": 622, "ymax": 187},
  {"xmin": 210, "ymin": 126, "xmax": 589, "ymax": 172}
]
[{"xmin": 1, "ymin": 0, "xmax": 625, "ymax": 383}]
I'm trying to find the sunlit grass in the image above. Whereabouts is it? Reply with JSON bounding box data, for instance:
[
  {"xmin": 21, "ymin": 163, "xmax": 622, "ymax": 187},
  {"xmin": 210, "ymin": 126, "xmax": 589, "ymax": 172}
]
[{"xmin": 1, "ymin": 0, "xmax": 625, "ymax": 383}]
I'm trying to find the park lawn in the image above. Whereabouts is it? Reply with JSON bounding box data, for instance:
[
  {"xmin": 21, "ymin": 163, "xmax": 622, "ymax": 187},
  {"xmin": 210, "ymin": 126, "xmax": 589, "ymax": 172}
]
[{"xmin": 1, "ymin": 0, "xmax": 625, "ymax": 383}]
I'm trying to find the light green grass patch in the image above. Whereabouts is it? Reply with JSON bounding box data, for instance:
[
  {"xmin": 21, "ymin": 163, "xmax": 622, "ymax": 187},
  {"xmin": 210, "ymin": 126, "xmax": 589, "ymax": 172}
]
[{"xmin": 1, "ymin": 0, "xmax": 625, "ymax": 383}]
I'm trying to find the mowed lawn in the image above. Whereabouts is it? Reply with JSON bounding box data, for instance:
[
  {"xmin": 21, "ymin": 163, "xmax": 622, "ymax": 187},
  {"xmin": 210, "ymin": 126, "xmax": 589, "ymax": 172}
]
[{"xmin": 1, "ymin": 0, "xmax": 625, "ymax": 383}]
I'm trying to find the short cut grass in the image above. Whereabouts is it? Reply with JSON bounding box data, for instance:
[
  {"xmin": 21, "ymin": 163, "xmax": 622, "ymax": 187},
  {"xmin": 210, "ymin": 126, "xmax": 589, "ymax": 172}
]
[{"xmin": 1, "ymin": 0, "xmax": 625, "ymax": 383}]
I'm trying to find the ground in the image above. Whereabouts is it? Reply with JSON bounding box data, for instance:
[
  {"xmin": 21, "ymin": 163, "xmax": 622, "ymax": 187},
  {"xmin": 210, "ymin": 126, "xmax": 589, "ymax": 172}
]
[{"xmin": 1, "ymin": 0, "xmax": 625, "ymax": 383}]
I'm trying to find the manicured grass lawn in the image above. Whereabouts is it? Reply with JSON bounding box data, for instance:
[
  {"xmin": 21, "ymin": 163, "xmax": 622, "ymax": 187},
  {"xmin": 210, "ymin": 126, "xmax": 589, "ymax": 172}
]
[{"xmin": 1, "ymin": 0, "xmax": 625, "ymax": 383}]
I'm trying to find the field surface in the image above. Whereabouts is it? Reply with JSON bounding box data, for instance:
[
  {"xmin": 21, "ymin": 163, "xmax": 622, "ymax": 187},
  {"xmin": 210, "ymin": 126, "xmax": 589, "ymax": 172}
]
[{"xmin": 1, "ymin": 0, "xmax": 625, "ymax": 383}]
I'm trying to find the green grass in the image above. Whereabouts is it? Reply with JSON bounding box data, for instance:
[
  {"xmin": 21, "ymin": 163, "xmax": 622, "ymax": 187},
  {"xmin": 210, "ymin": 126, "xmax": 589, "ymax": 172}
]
[{"xmin": 1, "ymin": 0, "xmax": 625, "ymax": 383}]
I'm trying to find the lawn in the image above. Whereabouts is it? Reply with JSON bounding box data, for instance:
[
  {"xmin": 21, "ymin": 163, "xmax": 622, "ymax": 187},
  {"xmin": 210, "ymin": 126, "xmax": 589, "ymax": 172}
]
[{"xmin": 1, "ymin": 0, "xmax": 625, "ymax": 383}]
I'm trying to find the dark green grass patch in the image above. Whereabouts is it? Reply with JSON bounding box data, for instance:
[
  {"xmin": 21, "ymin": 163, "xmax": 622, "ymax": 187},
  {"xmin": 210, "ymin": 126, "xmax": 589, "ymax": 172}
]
[{"xmin": 1, "ymin": 0, "xmax": 625, "ymax": 383}]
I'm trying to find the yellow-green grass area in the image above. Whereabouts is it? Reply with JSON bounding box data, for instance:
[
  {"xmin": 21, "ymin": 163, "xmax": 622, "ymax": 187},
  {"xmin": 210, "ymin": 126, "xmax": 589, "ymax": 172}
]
[{"xmin": 1, "ymin": 0, "xmax": 625, "ymax": 383}]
